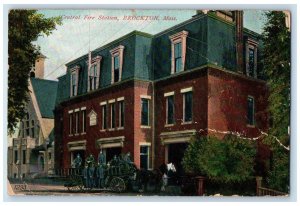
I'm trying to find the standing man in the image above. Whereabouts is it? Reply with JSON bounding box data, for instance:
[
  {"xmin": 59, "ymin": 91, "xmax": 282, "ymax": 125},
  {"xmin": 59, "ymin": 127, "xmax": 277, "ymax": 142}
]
[{"xmin": 97, "ymin": 150, "xmax": 106, "ymax": 188}]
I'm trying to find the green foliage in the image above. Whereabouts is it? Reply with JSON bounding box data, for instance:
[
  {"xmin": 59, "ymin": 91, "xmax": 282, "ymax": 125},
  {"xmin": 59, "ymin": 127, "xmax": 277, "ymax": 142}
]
[
  {"xmin": 182, "ymin": 135, "xmax": 256, "ymax": 184},
  {"xmin": 261, "ymin": 11, "xmax": 290, "ymax": 193},
  {"xmin": 262, "ymin": 11, "xmax": 290, "ymax": 140},
  {"xmin": 8, "ymin": 10, "xmax": 62, "ymax": 133}
]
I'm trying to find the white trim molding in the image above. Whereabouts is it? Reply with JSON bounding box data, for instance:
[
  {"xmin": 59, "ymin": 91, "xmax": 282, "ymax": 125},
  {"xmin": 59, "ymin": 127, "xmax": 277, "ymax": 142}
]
[
  {"xmin": 180, "ymin": 87, "xmax": 193, "ymax": 93},
  {"xmin": 140, "ymin": 95, "xmax": 152, "ymax": 99},
  {"xmin": 80, "ymin": 107, "xmax": 86, "ymax": 110},
  {"xmin": 87, "ymin": 55, "xmax": 102, "ymax": 92},
  {"xmin": 96, "ymin": 136, "xmax": 125, "ymax": 149},
  {"xmin": 68, "ymin": 110, "xmax": 74, "ymax": 114},
  {"xmin": 164, "ymin": 91, "xmax": 175, "ymax": 97},
  {"xmin": 139, "ymin": 142, "xmax": 151, "ymax": 146},
  {"xmin": 117, "ymin": 96, "xmax": 125, "ymax": 101},
  {"xmin": 160, "ymin": 129, "xmax": 196, "ymax": 145},
  {"xmin": 100, "ymin": 101, "xmax": 107, "ymax": 106},
  {"xmin": 70, "ymin": 65, "xmax": 80, "ymax": 97},
  {"xmin": 108, "ymin": 99, "xmax": 116, "ymax": 104},
  {"xmin": 67, "ymin": 140, "xmax": 87, "ymax": 151},
  {"xmin": 110, "ymin": 45, "xmax": 125, "ymax": 84},
  {"xmin": 245, "ymin": 38, "xmax": 258, "ymax": 78},
  {"xmin": 169, "ymin": 30, "xmax": 189, "ymax": 74}
]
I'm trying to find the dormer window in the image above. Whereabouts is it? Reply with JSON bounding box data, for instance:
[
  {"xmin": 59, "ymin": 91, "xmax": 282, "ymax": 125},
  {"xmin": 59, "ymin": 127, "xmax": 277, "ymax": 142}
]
[
  {"xmin": 169, "ymin": 30, "xmax": 188, "ymax": 74},
  {"xmin": 87, "ymin": 56, "xmax": 102, "ymax": 92},
  {"xmin": 70, "ymin": 66, "xmax": 79, "ymax": 97},
  {"xmin": 110, "ymin": 45, "xmax": 125, "ymax": 84},
  {"xmin": 245, "ymin": 38, "xmax": 258, "ymax": 78},
  {"xmin": 114, "ymin": 55, "xmax": 120, "ymax": 82}
]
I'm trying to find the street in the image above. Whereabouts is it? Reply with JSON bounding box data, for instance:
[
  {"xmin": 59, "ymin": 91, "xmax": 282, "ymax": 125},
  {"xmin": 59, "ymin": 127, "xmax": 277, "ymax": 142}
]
[{"xmin": 9, "ymin": 182, "xmax": 160, "ymax": 196}]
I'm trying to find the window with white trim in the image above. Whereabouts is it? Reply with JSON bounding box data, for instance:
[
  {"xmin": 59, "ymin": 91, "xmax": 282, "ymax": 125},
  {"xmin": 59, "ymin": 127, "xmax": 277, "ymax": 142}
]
[
  {"xmin": 247, "ymin": 96, "xmax": 255, "ymax": 125},
  {"xmin": 140, "ymin": 146, "xmax": 149, "ymax": 170},
  {"xmin": 245, "ymin": 39, "xmax": 258, "ymax": 78},
  {"xmin": 141, "ymin": 98, "xmax": 150, "ymax": 126},
  {"xmin": 110, "ymin": 103, "xmax": 115, "ymax": 129},
  {"xmin": 110, "ymin": 45, "xmax": 125, "ymax": 84},
  {"xmin": 70, "ymin": 66, "xmax": 79, "ymax": 97},
  {"xmin": 118, "ymin": 100, "xmax": 124, "ymax": 128},
  {"xmin": 82, "ymin": 110, "xmax": 86, "ymax": 133},
  {"xmin": 166, "ymin": 95, "xmax": 175, "ymax": 125},
  {"xmin": 169, "ymin": 30, "xmax": 188, "ymax": 74},
  {"xmin": 87, "ymin": 56, "xmax": 102, "ymax": 92},
  {"xmin": 89, "ymin": 64, "xmax": 97, "ymax": 90},
  {"xmin": 31, "ymin": 120, "xmax": 35, "ymax": 138},
  {"xmin": 183, "ymin": 91, "xmax": 193, "ymax": 122},
  {"xmin": 75, "ymin": 112, "xmax": 79, "ymax": 134},
  {"xmin": 101, "ymin": 105, "xmax": 107, "ymax": 129},
  {"xmin": 69, "ymin": 113, "xmax": 73, "ymax": 135}
]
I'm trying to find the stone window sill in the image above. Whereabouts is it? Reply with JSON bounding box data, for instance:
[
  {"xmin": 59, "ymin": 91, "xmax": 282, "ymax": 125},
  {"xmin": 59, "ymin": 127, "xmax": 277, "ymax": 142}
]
[
  {"xmin": 141, "ymin": 125, "xmax": 151, "ymax": 129},
  {"xmin": 117, "ymin": 127, "xmax": 124, "ymax": 130},
  {"xmin": 181, "ymin": 121, "xmax": 193, "ymax": 125},
  {"xmin": 247, "ymin": 124, "xmax": 255, "ymax": 128},
  {"xmin": 165, "ymin": 124, "xmax": 174, "ymax": 127}
]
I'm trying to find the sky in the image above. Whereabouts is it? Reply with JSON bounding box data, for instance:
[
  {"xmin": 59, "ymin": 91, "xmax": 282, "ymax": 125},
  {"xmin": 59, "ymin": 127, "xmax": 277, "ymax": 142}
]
[{"xmin": 36, "ymin": 10, "xmax": 266, "ymax": 80}]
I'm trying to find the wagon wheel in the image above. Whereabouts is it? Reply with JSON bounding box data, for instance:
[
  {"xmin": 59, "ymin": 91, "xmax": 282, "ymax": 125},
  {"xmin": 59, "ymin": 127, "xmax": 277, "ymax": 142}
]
[
  {"xmin": 67, "ymin": 175, "xmax": 84, "ymax": 192},
  {"xmin": 109, "ymin": 177, "xmax": 126, "ymax": 192}
]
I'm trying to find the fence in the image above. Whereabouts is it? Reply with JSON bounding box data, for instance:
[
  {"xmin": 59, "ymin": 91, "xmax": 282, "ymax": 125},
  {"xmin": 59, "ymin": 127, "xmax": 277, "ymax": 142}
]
[
  {"xmin": 256, "ymin": 176, "xmax": 288, "ymax": 196},
  {"xmin": 55, "ymin": 168, "xmax": 82, "ymax": 177}
]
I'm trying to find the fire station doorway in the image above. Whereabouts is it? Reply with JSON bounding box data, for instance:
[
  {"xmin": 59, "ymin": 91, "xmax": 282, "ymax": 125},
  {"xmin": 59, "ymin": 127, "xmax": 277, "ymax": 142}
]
[
  {"xmin": 167, "ymin": 143, "xmax": 188, "ymax": 175},
  {"xmin": 105, "ymin": 147, "xmax": 122, "ymax": 162}
]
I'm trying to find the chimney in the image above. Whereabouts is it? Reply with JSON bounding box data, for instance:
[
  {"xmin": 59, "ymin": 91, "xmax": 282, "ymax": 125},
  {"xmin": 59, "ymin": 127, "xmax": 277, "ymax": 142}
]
[
  {"xmin": 31, "ymin": 54, "xmax": 46, "ymax": 79},
  {"xmin": 234, "ymin": 11, "xmax": 244, "ymax": 74}
]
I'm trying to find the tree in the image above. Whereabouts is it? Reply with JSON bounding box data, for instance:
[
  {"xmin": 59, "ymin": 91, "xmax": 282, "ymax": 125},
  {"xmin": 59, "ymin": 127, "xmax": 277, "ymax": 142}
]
[
  {"xmin": 8, "ymin": 10, "xmax": 62, "ymax": 133},
  {"xmin": 261, "ymin": 11, "xmax": 290, "ymax": 193},
  {"xmin": 182, "ymin": 135, "xmax": 256, "ymax": 183}
]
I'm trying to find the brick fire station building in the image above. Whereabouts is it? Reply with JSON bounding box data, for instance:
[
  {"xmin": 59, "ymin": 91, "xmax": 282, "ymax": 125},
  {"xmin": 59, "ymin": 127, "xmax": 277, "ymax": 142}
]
[{"xmin": 54, "ymin": 11, "xmax": 268, "ymax": 173}]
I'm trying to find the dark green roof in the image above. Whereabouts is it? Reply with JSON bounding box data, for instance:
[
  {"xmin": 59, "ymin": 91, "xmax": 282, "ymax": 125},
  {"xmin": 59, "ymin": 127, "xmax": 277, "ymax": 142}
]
[{"xmin": 30, "ymin": 78, "xmax": 58, "ymax": 118}]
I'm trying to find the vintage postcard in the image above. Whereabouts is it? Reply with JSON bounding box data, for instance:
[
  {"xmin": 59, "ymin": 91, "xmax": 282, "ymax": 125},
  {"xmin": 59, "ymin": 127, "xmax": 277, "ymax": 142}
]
[{"xmin": 7, "ymin": 9, "xmax": 291, "ymax": 197}]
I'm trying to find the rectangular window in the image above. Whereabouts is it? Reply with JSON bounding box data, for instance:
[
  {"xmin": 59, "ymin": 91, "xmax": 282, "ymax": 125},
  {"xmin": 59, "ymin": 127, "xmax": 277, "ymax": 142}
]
[
  {"xmin": 174, "ymin": 42, "xmax": 182, "ymax": 73},
  {"xmin": 102, "ymin": 105, "xmax": 107, "ymax": 129},
  {"xmin": 14, "ymin": 150, "xmax": 18, "ymax": 164},
  {"xmin": 110, "ymin": 103, "xmax": 115, "ymax": 128},
  {"xmin": 114, "ymin": 55, "xmax": 120, "ymax": 82},
  {"xmin": 141, "ymin": 98, "xmax": 149, "ymax": 126},
  {"xmin": 31, "ymin": 120, "xmax": 35, "ymax": 138},
  {"xmin": 71, "ymin": 72, "xmax": 77, "ymax": 96},
  {"xmin": 140, "ymin": 146, "xmax": 149, "ymax": 170},
  {"xmin": 247, "ymin": 96, "xmax": 255, "ymax": 125},
  {"xmin": 89, "ymin": 64, "xmax": 97, "ymax": 91},
  {"xmin": 166, "ymin": 95, "xmax": 175, "ymax": 124},
  {"xmin": 119, "ymin": 101, "xmax": 124, "ymax": 127},
  {"xmin": 22, "ymin": 150, "xmax": 26, "ymax": 164},
  {"xmin": 248, "ymin": 48, "xmax": 255, "ymax": 77},
  {"xmin": 183, "ymin": 92, "xmax": 193, "ymax": 122},
  {"xmin": 69, "ymin": 114, "xmax": 73, "ymax": 135},
  {"xmin": 75, "ymin": 112, "xmax": 79, "ymax": 134},
  {"xmin": 82, "ymin": 110, "xmax": 86, "ymax": 133}
]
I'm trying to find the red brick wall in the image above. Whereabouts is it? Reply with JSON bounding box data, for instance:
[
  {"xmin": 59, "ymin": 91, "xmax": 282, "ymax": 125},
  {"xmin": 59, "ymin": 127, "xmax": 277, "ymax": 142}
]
[
  {"xmin": 60, "ymin": 80, "xmax": 153, "ymax": 169},
  {"xmin": 207, "ymin": 67, "xmax": 268, "ymax": 138},
  {"xmin": 153, "ymin": 67, "xmax": 268, "ymax": 168},
  {"xmin": 57, "ymin": 67, "xmax": 269, "ymax": 171},
  {"xmin": 154, "ymin": 68, "xmax": 209, "ymax": 167}
]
